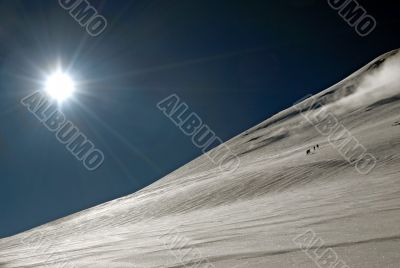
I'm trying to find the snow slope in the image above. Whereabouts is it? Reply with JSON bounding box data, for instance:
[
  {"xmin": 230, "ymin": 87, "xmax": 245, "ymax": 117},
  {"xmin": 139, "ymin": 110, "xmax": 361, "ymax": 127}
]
[{"xmin": 1, "ymin": 49, "xmax": 400, "ymax": 268}]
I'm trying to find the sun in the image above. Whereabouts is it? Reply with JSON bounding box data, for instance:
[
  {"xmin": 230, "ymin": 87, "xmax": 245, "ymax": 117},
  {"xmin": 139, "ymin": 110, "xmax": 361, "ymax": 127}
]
[{"xmin": 45, "ymin": 72, "xmax": 75, "ymax": 102}]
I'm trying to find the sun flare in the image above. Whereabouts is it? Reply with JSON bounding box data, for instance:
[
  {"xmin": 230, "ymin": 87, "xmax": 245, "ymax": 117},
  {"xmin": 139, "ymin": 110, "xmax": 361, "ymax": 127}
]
[{"xmin": 45, "ymin": 72, "xmax": 75, "ymax": 102}]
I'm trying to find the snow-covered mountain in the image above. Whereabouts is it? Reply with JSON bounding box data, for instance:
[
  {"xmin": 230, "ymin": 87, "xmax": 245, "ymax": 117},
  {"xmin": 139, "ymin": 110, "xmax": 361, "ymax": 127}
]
[{"xmin": 1, "ymin": 49, "xmax": 400, "ymax": 268}]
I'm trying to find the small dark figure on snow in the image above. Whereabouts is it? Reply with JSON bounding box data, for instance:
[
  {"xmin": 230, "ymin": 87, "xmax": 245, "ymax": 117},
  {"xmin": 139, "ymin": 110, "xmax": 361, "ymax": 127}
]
[{"xmin": 306, "ymin": 149, "xmax": 311, "ymax": 155}]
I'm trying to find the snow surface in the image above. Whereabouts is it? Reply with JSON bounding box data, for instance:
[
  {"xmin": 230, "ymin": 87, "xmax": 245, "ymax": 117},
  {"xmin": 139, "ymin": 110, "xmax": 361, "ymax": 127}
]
[{"xmin": 1, "ymin": 49, "xmax": 400, "ymax": 267}]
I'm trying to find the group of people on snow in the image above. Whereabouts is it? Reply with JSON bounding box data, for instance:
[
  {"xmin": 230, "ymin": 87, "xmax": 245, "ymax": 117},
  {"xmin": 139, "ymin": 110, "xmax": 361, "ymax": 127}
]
[{"xmin": 306, "ymin": 144, "xmax": 320, "ymax": 155}]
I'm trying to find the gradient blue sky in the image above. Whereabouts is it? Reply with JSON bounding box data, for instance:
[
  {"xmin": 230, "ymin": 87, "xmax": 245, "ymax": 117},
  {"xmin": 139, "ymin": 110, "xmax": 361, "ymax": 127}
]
[{"xmin": 1, "ymin": 0, "xmax": 399, "ymax": 237}]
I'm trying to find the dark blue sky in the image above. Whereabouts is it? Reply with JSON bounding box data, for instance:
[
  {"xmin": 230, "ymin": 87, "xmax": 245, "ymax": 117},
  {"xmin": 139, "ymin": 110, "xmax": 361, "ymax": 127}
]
[{"xmin": 0, "ymin": 0, "xmax": 399, "ymax": 237}]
